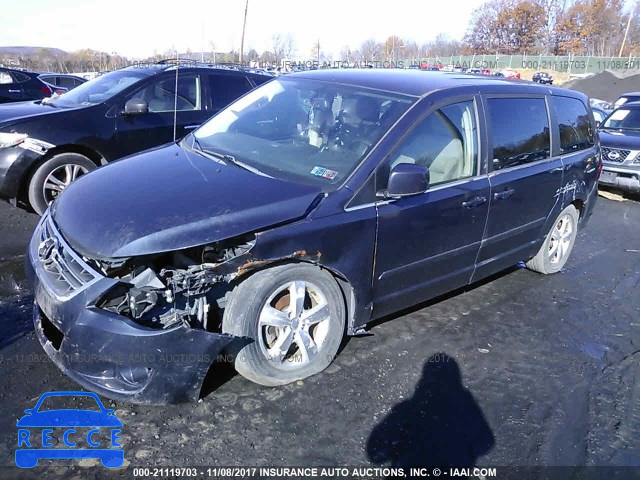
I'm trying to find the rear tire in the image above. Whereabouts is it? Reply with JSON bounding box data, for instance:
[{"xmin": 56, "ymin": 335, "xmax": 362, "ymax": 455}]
[
  {"xmin": 526, "ymin": 204, "xmax": 579, "ymax": 274},
  {"xmin": 222, "ymin": 263, "xmax": 346, "ymax": 386},
  {"xmin": 28, "ymin": 153, "xmax": 95, "ymax": 215}
]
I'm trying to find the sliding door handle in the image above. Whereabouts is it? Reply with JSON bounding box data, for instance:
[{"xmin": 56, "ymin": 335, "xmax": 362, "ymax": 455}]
[
  {"xmin": 494, "ymin": 189, "xmax": 515, "ymax": 200},
  {"xmin": 462, "ymin": 196, "xmax": 487, "ymax": 208}
]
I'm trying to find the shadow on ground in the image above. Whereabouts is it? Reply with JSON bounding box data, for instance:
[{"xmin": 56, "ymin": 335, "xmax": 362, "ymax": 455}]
[{"xmin": 366, "ymin": 353, "xmax": 494, "ymax": 469}]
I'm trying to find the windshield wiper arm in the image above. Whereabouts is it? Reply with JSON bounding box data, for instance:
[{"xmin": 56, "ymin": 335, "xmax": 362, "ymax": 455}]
[{"xmin": 192, "ymin": 140, "xmax": 272, "ymax": 178}]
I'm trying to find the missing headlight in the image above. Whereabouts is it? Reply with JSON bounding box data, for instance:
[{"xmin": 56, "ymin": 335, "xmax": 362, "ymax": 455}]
[{"xmin": 97, "ymin": 236, "xmax": 255, "ymax": 331}]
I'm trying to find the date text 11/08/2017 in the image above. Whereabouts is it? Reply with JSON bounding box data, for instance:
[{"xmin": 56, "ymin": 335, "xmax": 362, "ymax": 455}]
[{"xmin": 131, "ymin": 466, "xmax": 498, "ymax": 478}]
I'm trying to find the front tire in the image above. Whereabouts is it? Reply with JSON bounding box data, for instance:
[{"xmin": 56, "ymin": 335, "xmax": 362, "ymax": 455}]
[
  {"xmin": 526, "ymin": 204, "xmax": 579, "ymax": 274},
  {"xmin": 222, "ymin": 263, "xmax": 346, "ymax": 386},
  {"xmin": 28, "ymin": 153, "xmax": 96, "ymax": 215}
]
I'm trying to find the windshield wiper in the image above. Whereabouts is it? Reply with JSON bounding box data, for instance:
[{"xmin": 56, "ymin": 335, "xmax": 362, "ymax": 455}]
[{"xmin": 191, "ymin": 138, "xmax": 272, "ymax": 178}]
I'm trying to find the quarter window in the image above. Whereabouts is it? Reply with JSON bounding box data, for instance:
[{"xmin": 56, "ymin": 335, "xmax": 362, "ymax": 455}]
[
  {"xmin": 377, "ymin": 100, "xmax": 478, "ymax": 192},
  {"xmin": 487, "ymin": 97, "xmax": 550, "ymax": 170},
  {"xmin": 554, "ymin": 96, "xmax": 593, "ymax": 153},
  {"xmin": 209, "ymin": 74, "xmax": 253, "ymax": 111}
]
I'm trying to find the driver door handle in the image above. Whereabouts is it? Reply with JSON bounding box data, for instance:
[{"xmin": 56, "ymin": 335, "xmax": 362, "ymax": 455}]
[
  {"xmin": 462, "ymin": 196, "xmax": 487, "ymax": 208},
  {"xmin": 494, "ymin": 189, "xmax": 515, "ymax": 200}
]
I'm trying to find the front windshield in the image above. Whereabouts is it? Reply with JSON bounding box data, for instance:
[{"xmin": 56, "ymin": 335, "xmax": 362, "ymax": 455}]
[
  {"xmin": 602, "ymin": 107, "xmax": 640, "ymax": 130},
  {"xmin": 50, "ymin": 70, "xmax": 149, "ymax": 108},
  {"xmin": 193, "ymin": 77, "xmax": 415, "ymax": 187}
]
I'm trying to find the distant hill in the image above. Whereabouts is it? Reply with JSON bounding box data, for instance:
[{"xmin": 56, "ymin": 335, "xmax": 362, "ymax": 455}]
[{"xmin": 0, "ymin": 46, "xmax": 68, "ymax": 57}]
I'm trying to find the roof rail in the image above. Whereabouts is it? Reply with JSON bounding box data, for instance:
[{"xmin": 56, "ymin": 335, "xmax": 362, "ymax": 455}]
[
  {"xmin": 156, "ymin": 58, "xmax": 200, "ymax": 65},
  {"xmin": 154, "ymin": 59, "xmax": 273, "ymax": 76}
]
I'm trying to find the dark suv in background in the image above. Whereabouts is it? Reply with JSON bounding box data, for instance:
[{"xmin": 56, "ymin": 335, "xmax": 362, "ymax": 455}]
[
  {"xmin": 0, "ymin": 61, "xmax": 271, "ymax": 214},
  {"xmin": 0, "ymin": 67, "xmax": 54, "ymax": 103},
  {"xmin": 598, "ymin": 101, "xmax": 640, "ymax": 193},
  {"xmin": 27, "ymin": 70, "xmax": 601, "ymax": 403}
]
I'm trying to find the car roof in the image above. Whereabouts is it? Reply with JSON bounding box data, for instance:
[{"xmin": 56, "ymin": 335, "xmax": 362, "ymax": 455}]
[
  {"xmin": 285, "ymin": 68, "xmax": 578, "ymax": 98},
  {"xmin": 119, "ymin": 63, "xmax": 272, "ymax": 79},
  {"xmin": 39, "ymin": 73, "xmax": 85, "ymax": 79},
  {"xmin": 0, "ymin": 66, "xmax": 40, "ymax": 78},
  {"xmin": 620, "ymin": 92, "xmax": 640, "ymax": 97}
]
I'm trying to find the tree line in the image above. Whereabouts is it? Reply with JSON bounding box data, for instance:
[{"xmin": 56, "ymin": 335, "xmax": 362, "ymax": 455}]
[
  {"xmin": 464, "ymin": 0, "xmax": 639, "ymax": 56},
  {"xmin": 2, "ymin": 0, "xmax": 639, "ymax": 74}
]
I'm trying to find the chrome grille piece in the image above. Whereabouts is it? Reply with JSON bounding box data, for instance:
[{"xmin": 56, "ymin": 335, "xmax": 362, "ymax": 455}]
[
  {"xmin": 35, "ymin": 215, "xmax": 102, "ymax": 298},
  {"xmin": 602, "ymin": 147, "xmax": 631, "ymax": 163}
]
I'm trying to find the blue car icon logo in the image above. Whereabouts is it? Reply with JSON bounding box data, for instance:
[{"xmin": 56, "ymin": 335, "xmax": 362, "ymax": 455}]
[{"xmin": 16, "ymin": 391, "xmax": 124, "ymax": 468}]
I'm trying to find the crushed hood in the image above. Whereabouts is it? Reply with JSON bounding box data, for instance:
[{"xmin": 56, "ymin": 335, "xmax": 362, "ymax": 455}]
[{"xmin": 52, "ymin": 142, "xmax": 323, "ymax": 259}]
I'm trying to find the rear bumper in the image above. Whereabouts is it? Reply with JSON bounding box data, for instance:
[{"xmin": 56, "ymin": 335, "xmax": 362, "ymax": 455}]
[{"xmin": 26, "ymin": 217, "xmax": 236, "ymax": 405}]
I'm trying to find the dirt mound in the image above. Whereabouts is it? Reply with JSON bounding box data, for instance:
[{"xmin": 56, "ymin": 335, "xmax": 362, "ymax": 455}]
[{"xmin": 564, "ymin": 71, "xmax": 640, "ymax": 102}]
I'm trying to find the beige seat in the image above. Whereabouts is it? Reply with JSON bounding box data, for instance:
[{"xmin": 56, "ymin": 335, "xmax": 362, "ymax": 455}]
[{"xmin": 427, "ymin": 136, "xmax": 463, "ymax": 185}]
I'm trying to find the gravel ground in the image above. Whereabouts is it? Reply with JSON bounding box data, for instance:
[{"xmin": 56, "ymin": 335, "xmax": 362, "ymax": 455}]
[
  {"xmin": 0, "ymin": 195, "xmax": 638, "ymax": 479},
  {"xmin": 564, "ymin": 70, "xmax": 640, "ymax": 103}
]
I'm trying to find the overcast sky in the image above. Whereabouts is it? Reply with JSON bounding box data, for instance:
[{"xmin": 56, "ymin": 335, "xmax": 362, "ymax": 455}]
[{"xmin": 2, "ymin": 0, "xmax": 491, "ymax": 58}]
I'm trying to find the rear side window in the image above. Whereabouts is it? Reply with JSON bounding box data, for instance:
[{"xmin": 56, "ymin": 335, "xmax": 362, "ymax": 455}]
[
  {"xmin": 251, "ymin": 74, "xmax": 272, "ymax": 86},
  {"xmin": 487, "ymin": 97, "xmax": 550, "ymax": 170},
  {"xmin": 58, "ymin": 77, "xmax": 78, "ymax": 89},
  {"xmin": 12, "ymin": 72, "xmax": 31, "ymax": 83},
  {"xmin": 209, "ymin": 74, "xmax": 253, "ymax": 111},
  {"xmin": 554, "ymin": 96, "xmax": 594, "ymax": 154}
]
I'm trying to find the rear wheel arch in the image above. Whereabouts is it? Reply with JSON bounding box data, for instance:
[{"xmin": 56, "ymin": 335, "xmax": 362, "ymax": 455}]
[{"xmin": 571, "ymin": 199, "xmax": 584, "ymax": 218}]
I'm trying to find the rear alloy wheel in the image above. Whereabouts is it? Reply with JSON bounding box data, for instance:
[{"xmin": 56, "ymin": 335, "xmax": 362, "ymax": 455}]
[
  {"xmin": 28, "ymin": 153, "xmax": 96, "ymax": 215},
  {"xmin": 222, "ymin": 264, "xmax": 346, "ymax": 386},
  {"xmin": 526, "ymin": 204, "xmax": 579, "ymax": 274}
]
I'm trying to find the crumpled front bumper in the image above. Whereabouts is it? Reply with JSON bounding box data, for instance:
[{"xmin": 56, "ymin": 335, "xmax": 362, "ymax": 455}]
[{"xmin": 26, "ymin": 217, "xmax": 236, "ymax": 405}]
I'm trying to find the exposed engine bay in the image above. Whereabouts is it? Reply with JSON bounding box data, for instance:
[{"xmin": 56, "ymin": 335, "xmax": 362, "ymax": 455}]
[{"xmin": 97, "ymin": 237, "xmax": 255, "ymax": 331}]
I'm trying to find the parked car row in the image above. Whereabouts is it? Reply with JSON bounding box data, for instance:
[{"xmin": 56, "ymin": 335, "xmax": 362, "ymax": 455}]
[{"xmin": 25, "ymin": 69, "xmax": 601, "ymax": 403}]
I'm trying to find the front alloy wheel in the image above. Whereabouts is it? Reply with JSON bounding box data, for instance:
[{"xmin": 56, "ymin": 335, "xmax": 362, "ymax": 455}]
[
  {"xmin": 28, "ymin": 153, "xmax": 96, "ymax": 215},
  {"xmin": 223, "ymin": 264, "xmax": 345, "ymax": 386},
  {"xmin": 258, "ymin": 280, "xmax": 331, "ymax": 367}
]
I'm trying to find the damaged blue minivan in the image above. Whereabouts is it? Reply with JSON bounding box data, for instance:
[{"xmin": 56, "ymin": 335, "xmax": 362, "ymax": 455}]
[{"xmin": 26, "ymin": 69, "xmax": 601, "ymax": 404}]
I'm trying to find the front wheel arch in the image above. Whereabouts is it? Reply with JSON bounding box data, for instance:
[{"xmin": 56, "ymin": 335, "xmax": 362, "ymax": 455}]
[
  {"xmin": 18, "ymin": 144, "xmax": 105, "ymax": 209},
  {"xmin": 222, "ymin": 262, "xmax": 348, "ymax": 386}
]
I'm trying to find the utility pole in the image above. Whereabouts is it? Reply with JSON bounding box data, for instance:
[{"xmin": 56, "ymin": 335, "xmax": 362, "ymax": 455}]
[
  {"xmin": 239, "ymin": 0, "xmax": 249, "ymax": 64},
  {"xmin": 619, "ymin": 2, "xmax": 636, "ymax": 57}
]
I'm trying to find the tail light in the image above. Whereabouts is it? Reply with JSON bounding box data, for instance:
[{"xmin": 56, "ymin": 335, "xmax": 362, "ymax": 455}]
[{"xmin": 41, "ymin": 83, "xmax": 53, "ymax": 96}]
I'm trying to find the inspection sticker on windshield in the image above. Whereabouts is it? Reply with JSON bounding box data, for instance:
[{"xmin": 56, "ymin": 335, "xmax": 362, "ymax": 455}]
[{"xmin": 311, "ymin": 166, "xmax": 338, "ymax": 180}]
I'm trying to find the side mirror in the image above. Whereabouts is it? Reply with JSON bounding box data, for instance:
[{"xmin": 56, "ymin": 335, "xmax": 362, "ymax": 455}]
[
  {"xmin": 123, "ymin": 98, "xmax": 148, "ymax": 115},
  {"xmin": 24, "ymin": 409, "xmax": 34, "ymax": 414},
  {"xmin": 595, "ymin": 120, "xmax": 601, "ymax": 128},
  {"xmin": 377, "ymin": 163, "xmax": 430, "ymax": 199}
]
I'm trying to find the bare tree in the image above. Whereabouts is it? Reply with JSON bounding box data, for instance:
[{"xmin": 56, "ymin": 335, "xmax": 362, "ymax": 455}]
[
  {"xmin": 272, "ymin": 33, "xmax": 295, "ymax": 65},
  {"xmin": 356, "ymin": 39, "xmax": 382, "ymax": 62}
]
